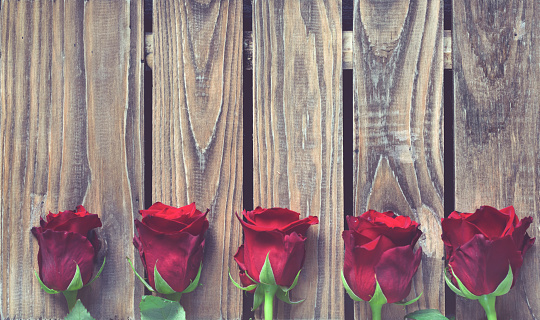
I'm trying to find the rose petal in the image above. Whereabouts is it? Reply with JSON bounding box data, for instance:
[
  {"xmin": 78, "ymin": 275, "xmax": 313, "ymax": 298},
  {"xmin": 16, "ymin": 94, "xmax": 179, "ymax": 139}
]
[
  {"xmin": 42, "ymin": 211, "xmax": 102, "ymax": 237},
  {"xmin": 31, "ymin": 228, "xmax": 95, "ymax": 291},
  {"xmin": 465, "ymin": 206, "xmax": 516, "ymax": 238},
  {"xmin": 141, "ymin": 202, "xmax": 200, "ymax": 222},
  {"xmin": 342, "ymin": 232, "xmax": 395, "ymax": 301},
  {"xmin": 134, "ymin": 220, "xmax": 205, "ymax": 292},
  {"xmin": 449, "ymin": 234, "xmax": 523, "ymax": 296},
  {"xmin": 347, "ymin": 215, "xmax": 421, "ymax": 247},
  {"xmin": 441, "ymin": 218, "xmax": 484, "ymax": 258},
  {"xmin": 512, "ymin": 216, "xmax": 535, "ymax": 256},
  {"xmin": 244, "ymin": 207, "xmax": 300, "ymax": 230},
  {"xmin": 234, "ymin": 245, "xmax": 247, "ymax": 271},
  {"xmin": 375, "ymin": 245, "xmax": 422, "ymax": 303}
]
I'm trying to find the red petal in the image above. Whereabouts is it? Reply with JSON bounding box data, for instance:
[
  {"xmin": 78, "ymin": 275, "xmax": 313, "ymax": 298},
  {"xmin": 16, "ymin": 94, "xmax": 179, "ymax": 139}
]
[
  {"xmin": 465, "ymin": 206, "xmax": 516, "ymax": 238},
  {"xmin": 449, "ymin": 234, "xmax": 523, "ymax": 296},
  {"xmin": 42, "ymin": 211, "xmax": 101, "ymax": 237},
  {"xmin": 342, "ymin": 232, "xmax": 395, "ymax": 301},
  {"xmin": 140, "ymin": 202, "xmax": 201, "ymax": 222},
  {"xmin": 441, "ymin": 218, "xmax": 483, "ymax": 259},
  {"xmin": 512, "ymin": 216, "xmax": 535, "ymax": 256},
  {"xmin": 347, "ymin": 215, "xmax": 421, "ymax": 247},
  {"xmin": 134, "ymin": 220, "xmax": 205, "ymax": 292},
  {"xmin": 375, "ymin": 245, "xmax": 422, "ymax": 303},
  {"xmin": 245, "ymin": 207, "xmax": 301, "ymax": 230},
  {"xmin": 31, "ymin": 228, "xmax": 95, "ymax": 291},
  {"xmin": 234, "ymin": 245, "xmax": 247, "ymax": 271}
]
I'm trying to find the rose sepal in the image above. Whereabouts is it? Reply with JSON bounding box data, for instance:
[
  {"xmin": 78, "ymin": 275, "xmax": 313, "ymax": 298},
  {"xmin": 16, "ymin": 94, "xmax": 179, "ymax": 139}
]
[
  {"xmin": 84, "ymin": 256, "xmax": 106, "ymax": 287},
  {"xmin": 127, "ymin": 256, "xmax": 155, "ymax": 292},
  {"xmin": 394, "ymin": 291, "xmax": 422, "ymax": 306},
  {"xmin": 228, "ymin": 270, "xmax": 257, "ymax": 292},
  {"xmin": 341, "ymin": 269, "xmax": 362, "ymax": 302},
  {"xmin": 179, "ymin": 263, "xmax": 203, "ymax": 294},
  {"xmin": 34, "ymin": 270, "xmax": 60, "ymax": 294}
]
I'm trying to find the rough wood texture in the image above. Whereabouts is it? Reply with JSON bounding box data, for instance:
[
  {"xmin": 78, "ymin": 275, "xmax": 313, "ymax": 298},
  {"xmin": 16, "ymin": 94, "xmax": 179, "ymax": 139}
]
[
  {"xmin": 453, "ymin": 0, "xmax": 540, "ymax": 319},
  {"xmin": 252, "ymin": 0, "xmax": 343, "ymax": 319},
  {"xmin": 152, "ymin": 0, "xmax": 243, "ymax": 318},
  {"xmin": 0, "ymin": 1, "xmax": 144, "ymax": 319},
  {"xmin": 353, "ymin": 0, "xmax": 444, "ymax": 319}
]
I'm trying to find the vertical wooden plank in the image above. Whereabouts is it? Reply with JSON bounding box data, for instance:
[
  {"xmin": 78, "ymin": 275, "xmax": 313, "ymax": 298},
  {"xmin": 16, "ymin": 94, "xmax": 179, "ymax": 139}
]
[
  {"xmin": 453, "ymin": 1, "xmax": 540, "ymax": 319},
  {"xmin": 152, "ymin": 0, "xmax": 243, "ymax": 318},
  {"xmin": 0, "ymin": 1, "xmax": 144, "ymax": 318},
  {"xmin": 353, "ymin": 0, "xmax": 444, "ymax": 319},
  {"xmin": 252, "ymin": 1, "xmax": 343, "ymax": 319}
]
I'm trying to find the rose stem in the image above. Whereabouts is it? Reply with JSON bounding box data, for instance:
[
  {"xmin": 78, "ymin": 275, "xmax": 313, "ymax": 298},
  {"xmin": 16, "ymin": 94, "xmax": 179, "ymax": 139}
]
[
  {"xmin": 62, "ymin": 290, "xmax": 78, "ymax": 312},
  {"xmin": 264, "ymin": 285, "xmax": 277, "ymax": 320},
  {"xmin": 368, "ymin": 301, "xmax": 383, "ymax": 320},
  {"xmin": 478, "ymin": 295, "xmax": 497, "ymax": 320}
]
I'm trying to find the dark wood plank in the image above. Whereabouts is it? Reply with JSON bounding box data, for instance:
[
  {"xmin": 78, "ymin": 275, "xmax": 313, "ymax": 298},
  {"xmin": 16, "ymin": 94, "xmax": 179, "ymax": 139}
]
[
  {"xmin": 152, "ymin": 0, "xmax": 244, "ymax": 318},
  {"xmin": 0, "ymin": 1, "xmax": 144, "ymax": 318},
  {"xmin": 453, "ymin": 0, "xmax": 540, "ymax": 319},
  {"xmin": 252, "ymin": 0, "xmax": 343, "ymax": 319},
  {"xmin": 353, "ymin": 0, "xmax": 445, "ymax": 318}
]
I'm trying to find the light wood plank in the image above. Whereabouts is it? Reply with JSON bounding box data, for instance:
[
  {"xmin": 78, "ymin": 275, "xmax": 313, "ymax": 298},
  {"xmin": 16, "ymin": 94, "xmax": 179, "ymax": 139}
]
[
  {"xmin": 0, "ymin": 1, "xmax": 144, "ymax": 318},
  {"xmin": 453, "ymin": 0, "xmax": 540, "ymax": 319},
  {"xmin": 353, "ymin": 0, "xmax": 444, "ymax": 319},
  {"xmin": 252, "ymin": 0, "xmax": 343, "ymax": 319},
  {"xmin": 152, "ymin": 0, "xmax": 243, "ymax": 318}
]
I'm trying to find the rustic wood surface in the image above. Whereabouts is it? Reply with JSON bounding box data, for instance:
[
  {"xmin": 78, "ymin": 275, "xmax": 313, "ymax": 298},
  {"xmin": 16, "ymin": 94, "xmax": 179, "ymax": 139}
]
[
  {"xmin": 453, "ymin": 0, "xmax": 540, "ymax": 319},
  {"xmin": 152, "ymin": 0, "xmax": 244, "ymax": 319},
  {"xmin": 353, "ymin": 0, "xmax": 445, "ymax": 319},
  {"xmin": 0, "ymin": 0, "xmax": 144, "ymax": 319},
  {"xmin": 252, "ymin": 0, "xmax": 343, "ymax": 319}
]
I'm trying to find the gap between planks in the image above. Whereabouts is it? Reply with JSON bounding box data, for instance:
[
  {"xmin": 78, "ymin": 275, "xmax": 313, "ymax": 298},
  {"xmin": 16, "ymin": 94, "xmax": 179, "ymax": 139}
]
[{"xmin": 144, "ymin": 30, "xmax": 452, "ymax": 71}]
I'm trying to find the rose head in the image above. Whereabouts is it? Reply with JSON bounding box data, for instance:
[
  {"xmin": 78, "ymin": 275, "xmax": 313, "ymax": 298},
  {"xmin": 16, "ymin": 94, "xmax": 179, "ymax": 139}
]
[
  {"xmin": 133, "ymin": 202, "xmax": 208, "ymax": 293},
  {"xmin": 342, "ymin": 210, "xmax": 422, "ymax": 303},
  {"xmin": 233, "ymin": 207, "xmax": 318, "ymax": 288},
  {"xmin": 31, "ymin": 206, "xmax": 102, "ymax": 291},
  {"xmin": 442, "ymin": 206, "xmax": 535, "ymax": 296}
]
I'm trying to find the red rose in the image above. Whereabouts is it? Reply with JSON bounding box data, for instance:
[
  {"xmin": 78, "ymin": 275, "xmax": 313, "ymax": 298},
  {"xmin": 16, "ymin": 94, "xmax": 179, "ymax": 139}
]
[
  {"xmin": 31, "ymin": 206, "xmax": 102, "ymax": 291},
  {"xmin": 342, "ymin": 210, "xmax": 422, "ymax": 303},
  {"xmin": 442, "ymin": 206, "xmax": 535, "ymax": 296},
  {"xmin": 133, "ymin": 202, "xmax": 208, "ymax": 293},
  {"xmin": 234, "ymin": 207, "xmax": 318, "ymax": 287}
]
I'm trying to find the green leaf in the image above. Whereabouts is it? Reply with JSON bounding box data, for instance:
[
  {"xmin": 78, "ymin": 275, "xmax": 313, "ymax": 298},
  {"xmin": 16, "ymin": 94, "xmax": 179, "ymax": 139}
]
[
  {"xmin": 140, "ymin": 295, "xmax": 186, "ymax": 320},
  {"xmin": 181, "ymin": 263, "xmax": 202, "ymax": 294},
  {"xmin": 229, "ymin": 270, "xmax": 258, "ymax": 292},
  {"xmin": 368, "ymin": 279, "xmax": 388, "ymax": 307},
  {"xmin": 280, "ymin": 270, "xmax": 301, "ymax": 293},
  {"xmin": 395, "ymin": 292, "xmax": 422, "ymax": 306},
  {"xmin": 252, "ymin": 285, "xmax": 264, "ymax": 311},
  {"xmin": 259, "ymin": 253, "xmax": 277, "ymax": 286},
  {"xmin": 341, "ymin": 269, "xmax": 363, "ymax": 302},
  {"xmin": 491, "ymin": 265, "xmax": 513, "ymax": 296},
  {"xmin": 444, "ymin": 268, "xmax": 465, "ymax": 298},
  {"xmin": 64, "ymin": 299, "xmax": 95, "ymax": 320},
  {"xmin": 127, "ymin": 256, "xmax": 155, "ymax": 292},
  {"xmin": 276, "ymin": 288, "xmax": 304, "ymax": 305},
  {"xmin": 85, "ymin": 257, "xmax": 106, "ymax": 287},
  {"xmin": 154, "ymin": 262, "xmax": 176, "ymax": 295},
  {"xmin": 404, "ymin": 309, "xmax": 449, "ymax": 320},
  {"xmin": 34, "ymin": 270, "xmax": 59, "ymax": 294},
  {"xmin": 66, "ymin": 263, "xmax": 84, "ymax": 291},
  {"xmin": 450, "ymin": 268, "xmax": 480, "ymax": 300}
]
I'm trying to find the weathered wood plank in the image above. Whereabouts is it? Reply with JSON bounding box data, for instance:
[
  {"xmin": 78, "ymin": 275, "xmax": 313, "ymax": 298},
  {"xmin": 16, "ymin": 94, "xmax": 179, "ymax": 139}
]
[
  {"xmin": 152, "ymin": 0, "xmax": 243, "ymax": 318},
  {"xmin": 353, "ymin": 0, "xmax": 444, "ymax": 319},
  {"xmin": 453, "ymin": 0, "xmax": 540, "ymax": 319},
  {"xmin": 252, "ymin": 0, "xmax": 343, "ymax": 319},
  {"xmin": 0, "ymin": 1, "xmax": 144, "ymax": 319}
]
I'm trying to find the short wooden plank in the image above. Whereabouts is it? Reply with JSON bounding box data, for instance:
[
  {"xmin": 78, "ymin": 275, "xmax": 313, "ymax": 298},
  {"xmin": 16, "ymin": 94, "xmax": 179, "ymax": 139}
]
[
  {"xmin": 252, "ymin": 0, "xmax": 343, "ymax": 319},
  {"xmin": 152, "ymin": 0, "xmax": 243, "ymax": 318},
  {"xmin": 0, "ymin": 1, "xmax": 144, "ymax": 319},
  {"xmin": 353, "ymin": 0, "xmax": 444, "ymax": 319},
  {"xmin": 453, "ymin": 0, "xmax": 540, "ymax": 319}
]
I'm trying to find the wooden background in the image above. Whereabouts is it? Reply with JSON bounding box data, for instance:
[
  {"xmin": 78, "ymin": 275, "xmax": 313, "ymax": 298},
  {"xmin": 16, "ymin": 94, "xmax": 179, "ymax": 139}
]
[{"xmin": 0, "ymin": 0, "xmax": 538, "ymax": 319}]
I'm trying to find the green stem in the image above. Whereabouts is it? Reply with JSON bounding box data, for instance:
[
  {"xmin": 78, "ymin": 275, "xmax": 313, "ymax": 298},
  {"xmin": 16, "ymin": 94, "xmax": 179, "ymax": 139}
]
[
  {"xmin": 478, "ymin": 295, "xmax": 497, "ymax": 320},
  {"xmin": 264, "ymin": 285, "xmax": 277, "ymax": 320},
  {"xmin": 165, "ymin": 292, "xmax": 182, "ymax": 302},
  {"xmin": 368, "ymin": 301, "xmax": 383, "ymax": 320},
  {"xmin": 62, "ymin": 290, "xmax": 78, "ymax": 312}
]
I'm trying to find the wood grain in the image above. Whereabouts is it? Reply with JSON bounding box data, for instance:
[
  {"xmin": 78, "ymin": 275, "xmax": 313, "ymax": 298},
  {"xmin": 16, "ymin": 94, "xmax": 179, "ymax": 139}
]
[
  {"xmin": 252, "ymin": 0, "xmax": 343, "ymax": 319},
  {"xmin": 152, "ymin": 0, "xmax": 243, "ymax": 318},
  {"xmin": 353, "ymin": 0, "xmax": 444, "ymax": 319},
  {"xmin": 453, "ymin": 0, "xmax": 540, "ymax": 319},
  {"xmin": 0, "ymin": 0, "xmax": 144, "ymax": 319}
]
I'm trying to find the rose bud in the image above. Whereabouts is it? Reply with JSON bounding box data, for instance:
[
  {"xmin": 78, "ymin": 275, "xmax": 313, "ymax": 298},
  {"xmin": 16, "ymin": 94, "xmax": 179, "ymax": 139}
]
[
  {"xmin": 442, "ymin": 206, "xmax": 535, "ymax": 299},
  {"xmin": 132, "ymin": 202, "xmax": 208, "ymax": 295},
  {"xmin": 342, "ymin": 210, "xmax": 422, "ymax": 319},
  {"xmin": 31, "ymin": 206, "xmax": 103, "ymax": 293},
  {"xmin": 231, "ymin": 207, "xmax": 318, "ymax": 315}
]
